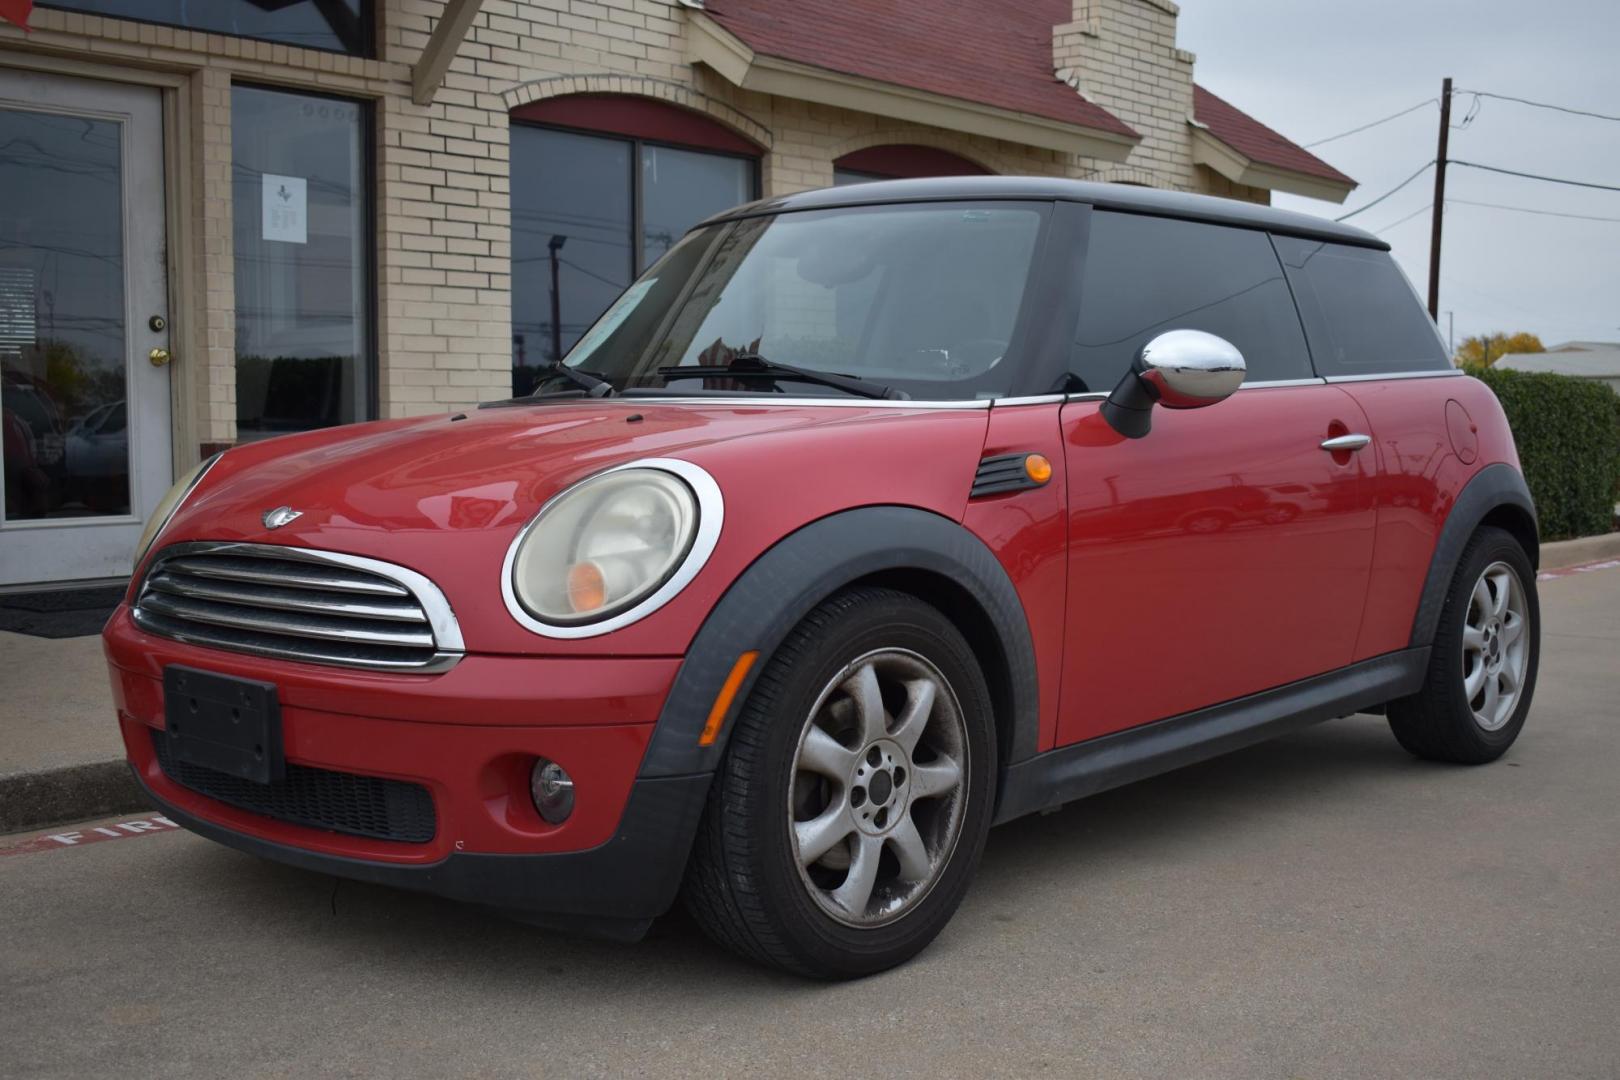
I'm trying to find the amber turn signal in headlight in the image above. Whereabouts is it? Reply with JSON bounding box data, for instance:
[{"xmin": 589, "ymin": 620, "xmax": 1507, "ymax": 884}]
[{"xmin": 510, "ymin": 467, "xmax": 698, "ymax": 625}]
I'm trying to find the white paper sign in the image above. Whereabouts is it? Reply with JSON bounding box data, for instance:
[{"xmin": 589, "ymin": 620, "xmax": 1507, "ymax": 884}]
[{"xmin": 262, "ymin": 174, "xmax": 307, "ymax": 244}]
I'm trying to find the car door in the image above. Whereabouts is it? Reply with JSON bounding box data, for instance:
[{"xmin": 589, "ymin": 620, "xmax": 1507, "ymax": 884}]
[{"xmin": 1056, "ymin": 211, "xmax": 1378, "ymax": 746}]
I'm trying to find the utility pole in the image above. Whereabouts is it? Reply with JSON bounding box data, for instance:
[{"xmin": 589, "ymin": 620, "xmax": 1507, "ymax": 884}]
[
  {"xmin": 547, "ymin": 234, "xmax": 567, "ymax": 363},
  {"xmin": 1446, "ymin": 310, "xmax": 1454, "ymax": 358},
  {"xmin": 1427, "ymin": 77, "xmax": 1452, "ymax": 321}
]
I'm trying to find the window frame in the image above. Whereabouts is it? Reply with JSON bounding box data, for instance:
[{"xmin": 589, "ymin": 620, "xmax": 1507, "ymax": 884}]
[
  {"xmin": 509, "ymin": 118, "xmax": 763, "ymax": 282},
  {"xmin": 230, "ymin": 81, "xmax": 379, "ymax": 432},
  {"xmin": 39, "ymin": 1, "xmax": 375, "ymax": 57}
]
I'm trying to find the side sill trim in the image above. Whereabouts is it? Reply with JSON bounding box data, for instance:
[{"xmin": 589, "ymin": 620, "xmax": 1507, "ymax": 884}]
[{"xmin": 993, "ymin": 648, "xmax": 1428, "ymax": 825}]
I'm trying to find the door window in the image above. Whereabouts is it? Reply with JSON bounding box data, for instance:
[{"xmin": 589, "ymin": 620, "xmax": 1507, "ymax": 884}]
[
  {"xmin": 231, "ymin": 86, "xmax": 373, "ymax": 440},
  {"xmin": 509, "ymin": 124, "xmax": 756, "ymax": 395},
  {"xmin": 1272, "ymin": 237, "xmax": 1450, "ymax": 376},
  {"xmin": 1071, "ymin": 211, "xmax": 1312, "ymax": 392},
  {"xmin": 0, "ymin": 107, "xmax": 129, "ymax": 520}
]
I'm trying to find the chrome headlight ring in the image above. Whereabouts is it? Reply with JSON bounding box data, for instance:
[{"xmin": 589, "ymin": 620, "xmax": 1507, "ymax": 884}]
[{"xmin": 500, "ymin": 457, "xmax": 724, "ymax": 639}]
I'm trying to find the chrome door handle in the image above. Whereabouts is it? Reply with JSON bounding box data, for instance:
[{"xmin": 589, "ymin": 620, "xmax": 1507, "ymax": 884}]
[{"xmin": 1320, "ymin": 433, "xmax": 1371, "ymax": 452}]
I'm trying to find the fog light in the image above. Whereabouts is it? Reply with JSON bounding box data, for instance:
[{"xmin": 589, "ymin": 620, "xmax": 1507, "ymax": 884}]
[{"xmin": 530, "ymin": 758, "xmax": 575, "ymax": 824}]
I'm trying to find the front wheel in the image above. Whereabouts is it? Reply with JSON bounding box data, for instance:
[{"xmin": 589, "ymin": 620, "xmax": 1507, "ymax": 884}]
[
  {"xmin": 1388, "ymin": 526, "xmax": 1540, "ymax": 763},
  {"xmin": 682, "ymin": 587, "xmax": 995, "ymax": 979}
]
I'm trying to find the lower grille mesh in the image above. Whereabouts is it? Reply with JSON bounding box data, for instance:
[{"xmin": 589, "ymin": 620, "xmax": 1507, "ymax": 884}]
[{"xmin": 153, "ymin": 731, "xmax": 436, "ymax": 844}]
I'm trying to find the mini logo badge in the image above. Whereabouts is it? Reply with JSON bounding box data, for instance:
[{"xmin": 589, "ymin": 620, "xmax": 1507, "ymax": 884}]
[{"xmin": 262, "ymin": 506, "xmax": 302, "ymax": 530}]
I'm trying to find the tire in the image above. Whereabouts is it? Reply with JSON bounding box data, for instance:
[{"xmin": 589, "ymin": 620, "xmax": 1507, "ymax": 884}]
[
  {"xmin": 1388, "ymin": 526, "xmax": 1540, "ymax": 763},
  {"xmin": 681, "ymin": 586, "xmax": 996, "ymax": 979}
]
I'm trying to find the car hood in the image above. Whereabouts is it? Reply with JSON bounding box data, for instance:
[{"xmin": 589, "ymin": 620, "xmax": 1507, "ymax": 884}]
[{"xmin": 166, "ymin": 400, "xmax": 833, "ymax": 546}]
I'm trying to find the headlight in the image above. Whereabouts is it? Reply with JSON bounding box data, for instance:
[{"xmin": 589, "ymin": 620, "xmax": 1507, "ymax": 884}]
[
  {"xmin": 133, "ymin": 452, "xmax": 221, "ymax": 568},
  {"xmin": 503, "ymin": 459, "xmax": 723, "ymax": 638}
]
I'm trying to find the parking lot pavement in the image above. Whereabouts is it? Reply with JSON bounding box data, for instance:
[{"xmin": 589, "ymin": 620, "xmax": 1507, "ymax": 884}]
[{"xmin": 4, "ymin": 567, "xmax": 1618, "ymax": 1080}]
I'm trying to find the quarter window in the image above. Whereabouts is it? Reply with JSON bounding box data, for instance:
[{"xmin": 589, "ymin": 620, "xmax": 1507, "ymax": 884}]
[
  {"xmin": 1071, "ymin": 211, "xmax": 1312, "ymax": 392},
  {"xmin": 1273, "ymin": 237, "xmax": 1450, "ymax": 376}
]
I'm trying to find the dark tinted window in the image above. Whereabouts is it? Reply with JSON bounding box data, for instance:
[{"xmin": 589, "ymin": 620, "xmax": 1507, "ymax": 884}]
[
  {"xmin": 1273, "ymin": 237, "xmax": 1449, "ymax": 375},
  {"xmin": 1071, "ymin": 211, "xmax": 1311, "ymax": 392},
  {"xmin": 41, "ymin": 1, "xmax": 370, "ymax": 56},
  {"xmin": 509, "ymin": 125, "xmax": 756, "ymax": 395}
]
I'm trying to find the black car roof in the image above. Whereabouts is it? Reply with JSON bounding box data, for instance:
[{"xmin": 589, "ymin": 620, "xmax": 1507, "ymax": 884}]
[{"xmin": 699, "ymin": 175, "xmax": 1387, "ymax": 250}]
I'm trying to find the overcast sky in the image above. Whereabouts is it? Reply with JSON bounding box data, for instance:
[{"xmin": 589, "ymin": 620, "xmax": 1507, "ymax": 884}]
[{"xmin": 1178, "ymin": 0, "xmax": 1620, "ymax": 351}]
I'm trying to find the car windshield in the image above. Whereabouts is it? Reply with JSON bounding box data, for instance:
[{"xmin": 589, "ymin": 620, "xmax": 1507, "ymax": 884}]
[{"xmin": 542, "ymin": 201, "xmax": 1049, "ymax": 401}]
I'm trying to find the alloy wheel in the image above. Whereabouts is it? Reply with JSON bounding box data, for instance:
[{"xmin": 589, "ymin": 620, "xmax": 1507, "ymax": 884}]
[
  {"xmin": 1462, "ymin": 560, "xmax": 1529, "ymax": 732},
  {"xmin": 788, "ymin": 649, "xmax": 969, "ymax": 927}
]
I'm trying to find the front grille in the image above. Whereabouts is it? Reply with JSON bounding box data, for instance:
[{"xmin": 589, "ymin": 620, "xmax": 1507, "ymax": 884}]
[
  {"xmin": 133, "ymin": 543, "xmax": 463, "ymax": 672},
  {"xmin": 153, "ymin": 731, "xmax": 436, "ymax": 844}
]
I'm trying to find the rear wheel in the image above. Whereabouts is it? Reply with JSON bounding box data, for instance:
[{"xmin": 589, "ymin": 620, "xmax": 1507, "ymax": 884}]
[
  {"xmin": 682, "ymin": 587, "xmax": 995, "ymax": 979},
  {"xmin": 1388, "ymin": 526, "xmax": 1539, "ymax": 763}
]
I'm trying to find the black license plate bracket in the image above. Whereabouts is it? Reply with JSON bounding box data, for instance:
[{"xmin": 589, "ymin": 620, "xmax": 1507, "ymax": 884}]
[{"xmin": 162, "ymin": 665, "xmax": 284, "ymax": 785}]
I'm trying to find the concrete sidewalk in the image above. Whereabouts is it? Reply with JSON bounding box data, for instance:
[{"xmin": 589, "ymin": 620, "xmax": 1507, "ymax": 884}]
[
  {"xmin": 5, "ymin": 531, "xmax": 1619, "ymax": 833},
  {"xmin": 0, "ymin": 630, "xmax": 141, "ymax": 832}
]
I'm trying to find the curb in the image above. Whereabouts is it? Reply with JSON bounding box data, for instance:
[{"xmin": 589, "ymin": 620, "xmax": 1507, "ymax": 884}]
[
  {"xmin": 1539, "ymin": 532, "xmax": 1620, "ymax": 570},
  {"xmin": 0, "ymin": 761, "xmax": 151, "ymax": 835}
]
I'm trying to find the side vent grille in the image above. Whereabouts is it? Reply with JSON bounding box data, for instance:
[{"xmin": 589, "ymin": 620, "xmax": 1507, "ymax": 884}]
[{"xmin": 971, "ymin": 453, "xmax": 1044, "ymax": 498}]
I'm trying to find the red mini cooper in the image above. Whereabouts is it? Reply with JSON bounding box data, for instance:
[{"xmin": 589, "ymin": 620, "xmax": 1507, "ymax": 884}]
[{"xmin": 106, "ymin": 178, "xmax": 1540, "ymax": 978}]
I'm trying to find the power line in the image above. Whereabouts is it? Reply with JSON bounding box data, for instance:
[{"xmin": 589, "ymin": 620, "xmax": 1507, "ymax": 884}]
[
  {"xmin": 1449, "ymin": 198, "xmax": 1620, "ymax": 224},
  {"xmin": 1372, "ymin": 202, "xmax": 1433, "ymax": 235},
  {"xmin": 1335, "ymin": 160, "xmax": 1435, "ymax": 222},
  {"xmin": 1303, "ymin": 98, "xmax": 1436, "ymax": 148},
  {"xmin": 1455, "ymin": 89, "xmax": 1620, "ymax": 124},
  {"xmin": 1450, "ymin": 160, "xmax": 1620, "ymax": 193}
]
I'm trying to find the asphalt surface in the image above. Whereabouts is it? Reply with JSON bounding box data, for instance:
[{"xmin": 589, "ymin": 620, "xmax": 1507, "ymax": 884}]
[{"xmin": 3, "ymin": 565, "xmax": 1617, "ymax": 1079}]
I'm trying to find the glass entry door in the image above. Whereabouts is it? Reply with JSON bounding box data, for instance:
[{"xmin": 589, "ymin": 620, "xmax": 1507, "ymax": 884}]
[{"xmin": 0, "ymin": 68, "xmax": 172, "ymax": 586}]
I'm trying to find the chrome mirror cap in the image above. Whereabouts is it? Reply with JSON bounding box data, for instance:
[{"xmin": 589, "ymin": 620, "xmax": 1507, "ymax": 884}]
[
  {"xmin": 1098, "ymin": 329, "xmax": 1247, "ymax": 439},
  {"xmin": 1136, "ymin": 329, "xmax": 1247, "ymax": 409}
]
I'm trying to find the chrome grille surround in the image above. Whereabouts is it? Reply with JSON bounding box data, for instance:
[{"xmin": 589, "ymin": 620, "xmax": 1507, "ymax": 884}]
[{"xmin": 133, "ymin": 542, "xmax": 464, "ymax": 673}]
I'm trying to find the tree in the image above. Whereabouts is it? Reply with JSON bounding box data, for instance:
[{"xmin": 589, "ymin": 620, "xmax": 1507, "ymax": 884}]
[{"xmin": 1457, "ymin": 331, "xmax": 1544, "ymax": 368}]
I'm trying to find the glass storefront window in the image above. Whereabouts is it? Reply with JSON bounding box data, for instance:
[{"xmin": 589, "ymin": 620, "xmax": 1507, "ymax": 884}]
[
  {"xmin": 509, "ymin": 124, "xmax": 756, "ymax": 396},
  {"xmin": 1, "ymin": 107, "xmax": 129, "ymax": 520},
  {"xmin": 40, "ymin": 1, "xmax": 371, "ymax": 56},
  {"xmin": 231, "ymin": 86, "xmax": 373, "ymax": 440}
]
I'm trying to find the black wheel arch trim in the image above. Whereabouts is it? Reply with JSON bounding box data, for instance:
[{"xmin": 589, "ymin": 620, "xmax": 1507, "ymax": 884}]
[
  {"xmin": 638, "ymin": 505, "xmax": 1041, "ymax": 778},
  {"xmin": 1409, "ymin": 462, "xmax": 1538, "ymax": 648}
]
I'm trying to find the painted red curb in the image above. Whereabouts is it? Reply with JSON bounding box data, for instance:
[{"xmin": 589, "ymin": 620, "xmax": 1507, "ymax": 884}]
[
  {"xmin": 1537, "ymin": 557, "xmax": 1620, "ymax": 582},
  {"xmin": 0, "ymin": 814, "xmax": 182, "ymax": 858}
]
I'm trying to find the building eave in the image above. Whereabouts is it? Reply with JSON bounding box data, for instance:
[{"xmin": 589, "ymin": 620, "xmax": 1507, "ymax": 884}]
[
  {"xmin": 1189, "ymin": 123, "xmax": 1355, "ymax": 204},
  {"xmin": 686, "ymin": 12, "xmax": 1138, "ymax": 162}
]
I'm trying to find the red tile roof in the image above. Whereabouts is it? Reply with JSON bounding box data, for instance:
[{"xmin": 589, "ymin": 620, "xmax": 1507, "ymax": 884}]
[
  {"xmin": 700, "ymin": 1, "xmax": 1349, "ymax": 187},
  {"xmin": 702, "ymin": 0, "xmax": 1138, "ymax": 140},
  {"xmin": 1192, "ymin": 85, "xmax": 1354, "ymax": 186}
]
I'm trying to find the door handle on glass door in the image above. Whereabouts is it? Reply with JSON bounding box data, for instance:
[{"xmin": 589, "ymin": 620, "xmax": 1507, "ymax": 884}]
[
  {"xmin": 148, "ymin": 347, "xmax": 171, "ymax": 367},
  {"xmin": 1320, "ymin": 433, "xmax": 1370, "ymax": 452}
]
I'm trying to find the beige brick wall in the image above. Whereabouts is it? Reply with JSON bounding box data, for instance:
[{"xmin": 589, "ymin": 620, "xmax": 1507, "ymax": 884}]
[
  {"xmin": 1055, "ymin": 0, "xmax": 1197, "ymax": 191},
  {"xmin": 0, "ymin": 0, "xmax": 1266, "ymax": 454}
]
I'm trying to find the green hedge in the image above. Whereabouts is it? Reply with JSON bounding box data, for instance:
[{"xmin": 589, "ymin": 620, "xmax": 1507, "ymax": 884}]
[{"xmin": 1471, "ymin": 365, "xmax": 1620, "ymax": 541}]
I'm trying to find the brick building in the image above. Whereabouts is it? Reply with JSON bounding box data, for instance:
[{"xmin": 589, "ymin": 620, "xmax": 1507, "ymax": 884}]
[{"xmin": 0, "ymin": 0, "xmax": 1353, "ymax": 586}]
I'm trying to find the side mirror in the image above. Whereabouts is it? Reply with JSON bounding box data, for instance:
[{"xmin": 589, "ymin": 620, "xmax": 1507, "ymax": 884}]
[{"xmin": 1099, "ymin": 329, "xmax": 1246, "ymax": 439}]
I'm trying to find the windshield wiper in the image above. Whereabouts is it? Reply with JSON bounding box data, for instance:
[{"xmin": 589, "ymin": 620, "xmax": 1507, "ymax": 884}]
[
  {"xmin": 656, "ymin": 353, "xmax": 905, "ymax": 400},
  {"xmin": 538, "ymin": 363, "xmax": 616, "ymax": 398}
]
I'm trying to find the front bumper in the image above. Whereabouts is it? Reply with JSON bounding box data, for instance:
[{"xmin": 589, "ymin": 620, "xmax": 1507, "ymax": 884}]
[{"xmin": 105, "ymin": 605, "xmax": 711, "ymax": 922}]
